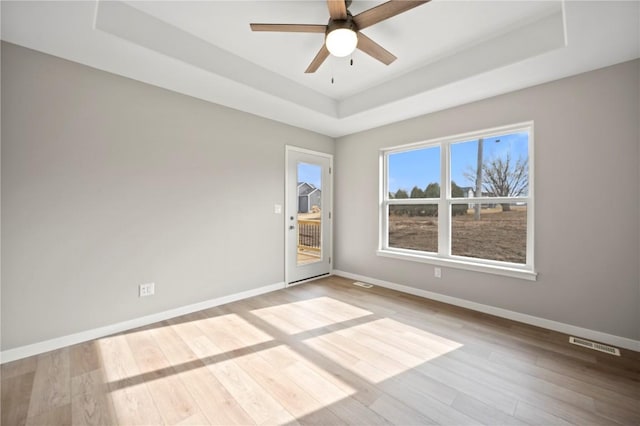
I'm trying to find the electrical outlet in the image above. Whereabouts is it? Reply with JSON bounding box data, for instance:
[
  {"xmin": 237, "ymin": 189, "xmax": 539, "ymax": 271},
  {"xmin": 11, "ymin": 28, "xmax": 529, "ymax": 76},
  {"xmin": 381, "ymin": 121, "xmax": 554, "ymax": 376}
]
[
  {"xmin": 139, "ymin": 282, "xmax": 155, "ymax": 297},
  {"xmin": 434, "ymin": 267, "xmax": 442, "ymax": 278}
]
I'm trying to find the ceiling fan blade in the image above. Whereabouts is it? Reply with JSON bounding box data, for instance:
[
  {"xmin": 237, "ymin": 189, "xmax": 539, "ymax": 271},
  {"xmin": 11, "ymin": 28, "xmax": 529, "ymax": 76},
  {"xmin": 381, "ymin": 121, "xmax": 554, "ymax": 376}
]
[
  {"xmin": 327, "ymin": 0, "xmax": 348, "ymax": 20},
  {"xmin": 356, "ymin": 32, "xmax": 397, "ymax": 65},
  {"xmin": 250, "ymin": 23, "xmax": 327, "ymax": 33},
  {"xmin": 305, "ymin": 44, "xmax": 330, "ymax": 73},
  {"xmin": 353, "ymin": 0, "xmax": 430, "ymax": 30}
]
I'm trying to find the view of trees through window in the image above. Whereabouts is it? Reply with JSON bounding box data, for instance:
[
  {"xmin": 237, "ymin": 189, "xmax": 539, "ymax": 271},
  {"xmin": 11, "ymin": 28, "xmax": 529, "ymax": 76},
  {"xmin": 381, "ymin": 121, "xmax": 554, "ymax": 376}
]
[{"xmin": 384, "ymin": 127, "xmax": 531, "ymax": 266}]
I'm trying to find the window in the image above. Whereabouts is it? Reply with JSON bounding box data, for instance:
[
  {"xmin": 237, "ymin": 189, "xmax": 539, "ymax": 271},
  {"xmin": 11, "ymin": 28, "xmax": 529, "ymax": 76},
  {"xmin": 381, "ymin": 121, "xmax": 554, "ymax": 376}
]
[{"xmin": 379, "ymin": 122, "xmax": 535, "ymax": 280}]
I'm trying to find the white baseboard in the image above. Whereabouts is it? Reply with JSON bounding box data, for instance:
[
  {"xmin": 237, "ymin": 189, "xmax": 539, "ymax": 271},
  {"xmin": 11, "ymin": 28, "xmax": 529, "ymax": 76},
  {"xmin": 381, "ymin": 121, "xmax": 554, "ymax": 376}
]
[
  {"xmin": 1, "ymin": 281, "xmax": 285, "ymax": 364},
  {"xmin": 333, "ymin": 270, "xmax": 640, "ymax": 352}
]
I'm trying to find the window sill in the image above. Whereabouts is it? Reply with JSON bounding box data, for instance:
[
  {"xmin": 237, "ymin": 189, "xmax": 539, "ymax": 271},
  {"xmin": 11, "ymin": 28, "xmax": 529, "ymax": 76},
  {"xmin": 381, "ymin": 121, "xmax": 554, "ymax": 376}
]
[{"xmin": 376, "ymin": 249, "xmax": 537, "ymax": 281}]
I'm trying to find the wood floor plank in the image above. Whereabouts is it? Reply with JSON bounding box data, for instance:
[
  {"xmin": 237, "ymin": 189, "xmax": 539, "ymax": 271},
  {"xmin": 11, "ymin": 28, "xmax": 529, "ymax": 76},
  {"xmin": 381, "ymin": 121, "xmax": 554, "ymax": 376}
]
[
  {"xmin": 514, "ymin": 400, "xmax": 573, "ymax": 425},
  {"xmin": 176, "ymin": 411, "xmax": 211, "ymax": 425},
  {"xmin": 317, "ymin": 332, "xmax": 410, "ymax": 379},
  {"xmin": 97, "ymin": 334, "xmax": 142, "ymax": 383},
  {"xmin": 166, "ymin": 317, "xmax": 260, "ymax": 425},
  {"xmin": 451, "ymin": 393, "xmax": 529, "ymax": 426},
  {"xmin": 368, "ymin": 393, "xmax": 437, "ymax": 425},
  {"xmin": 97, "ymin": 334, "xmax": 163, "ymax": 425},
  {"xmin": 247, "ymin": 298, "xmax": 330, "ymax": 335},
  {"xmin": 71, "ymin": 382, "xmax": 117, "ymax": 426},
  {"xmin": 202, "ymin": 305, "xmax": 365, "ymax": 426},
  {"xmin": 202, "ymin": 306, "xmax": 273, "ymax": 347},
  {"xmin": 536, "ymin": 353, "xmax": 640, "ymax": 397},
  {"xmin": 268, "ymin": 342, "xmax": 384, "ymax": 407},
  {"xmin": 257, "ymin": 408, "xmax": 298, "ymax": 426},
  {"xmin": 124, "ymin": 328, "xmax": 200, "ymax": 425},
  {"xmin": 210, "ymin": 358, "xmax": 290, "ymax": 425},
  {"xmin": 337, "ymin": 321, "xmax": 518, "ymax": 415},
  {"xmin": 593, "ymin": 399, "xmax": 640, "ymax": 426},
  {"xmin": 236, "ymin": 351, "xmax": 339, "ymax": 422},
  {"xmin": 489, "ymin": 349, "xmax": 640, "ymax": 417},
  {"xmin": 325, "ymin": 394, "xmax": 392, "ymax": 425},
  {"xmin": 167, "ymin": 314, "xmax": 222, "ymax": 359},
  {"xmin": 381, "ymin": 377, "xmax": 480, "ymax": 425},
  {"xmin": 379, "ymin": 369, "xmax": 458, "ymax": 407},
  {"xmin": 1, "ymin": 356, "xmax": 37, "ymax": 380},
  {"xmin": 152, "ymin": 320, "xmax": 256, "ymax": 425},
  {"xmin": 347, "ymin": 317, "xmax": 463, "ymax": 363},
  {"xmin": 436, "ymin": 350, "xmax": 619, "ymax": 425},
  {"xmin": 181, "ymin": 329, "xmax": 287, "ymax": 425},
  {"xmin": 69, "ymin": 341, "xmax": 102, "ymax": 377},
  {"xmin": 176, "ymin": 364, "xmax": 255, "ymax": 426},
  {"xmin": 303, "ymin": 333, "xmax": 389, "ymax": 383},
  {"xmin": 1, "ymin": 371, "xmax": 35, "ymax": 426},
  {"xmin": 71, "ymin": 373, "xmax": 117, "ymax": 426},
  {"xmin": 149, "ymin": 321, "xmax": 201, "ymax": 370},
  {"xmin": 26, "ymin": 348, "xmax": 71, "ymax": 419},
  {"xmin": 70, "ymin": 368, "xmax": 107, "ymax": 398},
  {"xmin": 257, "ymin": 348, "xmax": 380, "ymax": 425},
  {"xmin": 282, "ymin": 360, "xmax": 351, "ymax": 407},
  {"xmin": 26, "ymin": 403, "xmax": 71, "ymax": 426}
]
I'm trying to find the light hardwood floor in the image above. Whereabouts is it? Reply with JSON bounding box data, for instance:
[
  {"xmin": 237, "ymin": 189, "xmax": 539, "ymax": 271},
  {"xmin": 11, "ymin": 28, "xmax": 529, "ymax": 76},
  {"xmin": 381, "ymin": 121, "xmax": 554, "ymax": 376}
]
[{"xmin": 2, "ymin": 275, "xmax": 639, "ymax": 425}]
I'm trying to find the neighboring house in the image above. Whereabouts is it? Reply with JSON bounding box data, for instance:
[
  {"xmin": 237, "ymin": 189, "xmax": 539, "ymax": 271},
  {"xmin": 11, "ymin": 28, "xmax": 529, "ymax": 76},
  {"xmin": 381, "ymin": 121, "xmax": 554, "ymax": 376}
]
[
  {"xmin": 298, "ymin": 182, "xmax": 321, "ymax": 213},
  {"xmin": 456, "ymin": 186, "xmax": 476, "ymax": 209},
  {"xmin": 457, "ymin": 186, "xmax": 497, "ymax": 209},
  {"xmin": 458, "ymin": 186, "xmax": 475, "ymax": 198}
]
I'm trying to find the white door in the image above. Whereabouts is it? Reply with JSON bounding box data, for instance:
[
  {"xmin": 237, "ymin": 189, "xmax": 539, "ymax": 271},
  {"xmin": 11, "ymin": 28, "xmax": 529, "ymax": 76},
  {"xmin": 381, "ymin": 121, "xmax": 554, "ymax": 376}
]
[{"xmin": 286, "ymin": 146, "xmax": 332, "ymax": 285}]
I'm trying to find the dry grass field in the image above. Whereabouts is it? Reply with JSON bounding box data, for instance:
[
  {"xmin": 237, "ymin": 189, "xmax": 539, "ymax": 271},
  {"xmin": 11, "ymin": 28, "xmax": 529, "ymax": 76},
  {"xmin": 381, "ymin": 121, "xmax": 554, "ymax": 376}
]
[
  {"xmin": 389, "ymin": 207, "xmax": 527, "ymax": 264},
  {"xmin": 298, "ymin": 212, "xmax": 321, "ymax": 221}
]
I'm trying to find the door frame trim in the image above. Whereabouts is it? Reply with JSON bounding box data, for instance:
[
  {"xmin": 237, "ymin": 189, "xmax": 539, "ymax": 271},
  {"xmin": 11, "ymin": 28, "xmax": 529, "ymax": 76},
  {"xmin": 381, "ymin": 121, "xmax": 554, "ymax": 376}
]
[{"xmin": 285, "ymin": 145, "xmax": 334, "ymax": 286}]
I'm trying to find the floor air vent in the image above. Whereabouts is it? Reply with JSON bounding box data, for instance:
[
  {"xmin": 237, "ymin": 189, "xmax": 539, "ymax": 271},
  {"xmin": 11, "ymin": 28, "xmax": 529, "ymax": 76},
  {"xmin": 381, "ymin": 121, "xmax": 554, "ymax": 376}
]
[
  {"xmin": 353, "ymin": 281, "xmax": 373, "ymax": 289},
  {"xmin": 569, "ymin": 336, "xmax": 620, "ymax": 356}
]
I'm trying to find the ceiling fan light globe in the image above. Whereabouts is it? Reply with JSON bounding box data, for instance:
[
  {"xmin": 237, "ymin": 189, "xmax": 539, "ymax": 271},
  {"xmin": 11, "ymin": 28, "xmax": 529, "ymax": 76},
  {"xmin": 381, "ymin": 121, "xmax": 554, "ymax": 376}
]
[{"xmin": 326, "ymin": 28, "xmax": 358, "ymax": 57}]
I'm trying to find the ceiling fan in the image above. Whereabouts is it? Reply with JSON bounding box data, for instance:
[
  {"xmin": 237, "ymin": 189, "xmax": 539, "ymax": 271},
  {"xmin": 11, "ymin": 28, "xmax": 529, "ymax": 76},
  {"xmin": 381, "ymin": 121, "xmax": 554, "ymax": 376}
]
[{"xmin": 250, "ymin": 0, "xmax": 430, "ymax": 73}]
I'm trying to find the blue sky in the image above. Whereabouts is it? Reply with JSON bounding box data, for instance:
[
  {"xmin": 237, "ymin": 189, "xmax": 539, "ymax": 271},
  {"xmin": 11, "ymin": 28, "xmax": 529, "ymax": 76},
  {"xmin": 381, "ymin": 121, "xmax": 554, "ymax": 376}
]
[
  {"xmin": 298, "ymin": 162, "xmax": 322, "ymax": 188},
  {"xmin": 388, "ymin": 132, "xmax": 528, "ymax": 193}
]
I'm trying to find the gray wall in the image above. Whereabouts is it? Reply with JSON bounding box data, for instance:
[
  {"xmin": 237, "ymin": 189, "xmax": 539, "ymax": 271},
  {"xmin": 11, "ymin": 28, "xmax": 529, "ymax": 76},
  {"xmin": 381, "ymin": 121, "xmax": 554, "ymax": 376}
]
[
  {"xmin": 3, "ymin": 40, "xmax": 638, "ymax": 351},
  {"xmin": 335, "ymin": 59, "xmax": 640, "ymax": 340},
  {"xmin": 1, "ymin": 43, "xmax": 334, "ymax": 350}
]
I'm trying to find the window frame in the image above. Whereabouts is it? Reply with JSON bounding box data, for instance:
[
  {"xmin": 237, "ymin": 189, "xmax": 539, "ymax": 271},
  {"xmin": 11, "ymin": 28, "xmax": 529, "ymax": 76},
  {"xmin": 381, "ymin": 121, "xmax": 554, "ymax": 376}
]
[{"xmin": 378, "ymin": 122, "xmax": 536, "ymax": 281}]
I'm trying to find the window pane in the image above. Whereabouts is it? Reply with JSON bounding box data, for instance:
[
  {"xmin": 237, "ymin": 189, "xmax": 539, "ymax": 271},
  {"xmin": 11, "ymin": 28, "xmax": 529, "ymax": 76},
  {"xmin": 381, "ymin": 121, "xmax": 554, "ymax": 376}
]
[
  {"xmin": 388, "ymin": 205, "xmax": 438, "ymax": 252},
  {"xmin": 451, "ymin": 203, "xmax": 527, "ymax": 264},
  {"xmin": 388, "ymin": 146, "xmax": 440, "ymax": 199},
  {"xmin": 297, "ymin": 162, "xmax": 322, "ymax": 266},
  {"xmin": 450, "ymin": 132, "xmax": 529, "ymax": 198}
]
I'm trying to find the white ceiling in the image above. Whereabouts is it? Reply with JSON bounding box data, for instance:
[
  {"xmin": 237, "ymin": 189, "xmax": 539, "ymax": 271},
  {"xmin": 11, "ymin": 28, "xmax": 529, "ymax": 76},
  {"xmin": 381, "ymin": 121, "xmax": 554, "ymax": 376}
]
[{"xmin": 2, "ymin": 1, "xmax": 639, "ymax": 137}]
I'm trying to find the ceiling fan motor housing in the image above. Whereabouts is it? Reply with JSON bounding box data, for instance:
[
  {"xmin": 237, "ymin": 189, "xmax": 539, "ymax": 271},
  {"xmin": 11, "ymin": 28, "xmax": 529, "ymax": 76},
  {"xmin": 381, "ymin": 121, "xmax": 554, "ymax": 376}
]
[{"xmin": 326, "ymin": 13, "xmax": 357, "ymax": 36}]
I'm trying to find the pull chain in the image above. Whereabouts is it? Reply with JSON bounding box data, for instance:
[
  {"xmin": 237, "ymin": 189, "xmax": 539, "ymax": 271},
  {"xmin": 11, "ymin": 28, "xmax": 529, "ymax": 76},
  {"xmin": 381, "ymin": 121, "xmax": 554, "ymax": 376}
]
[{"xmin": 331, "ymin": 56, "xmax": 335, "ymax": 84}]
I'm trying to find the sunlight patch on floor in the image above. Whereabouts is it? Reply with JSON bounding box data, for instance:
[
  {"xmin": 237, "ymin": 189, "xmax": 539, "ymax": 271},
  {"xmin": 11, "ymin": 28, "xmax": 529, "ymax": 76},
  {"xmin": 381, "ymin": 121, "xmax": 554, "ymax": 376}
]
[
  {"xmin": 303, "ymin": 317, "xmax": 462, "ymax": 384},
  {"xmin": 257, "ymin": 344, "xmax": 357, "ymax": 397},
  {"xmin": 199, "ymin": 313, "xmax": 273, "ymax": 349},
  {"xmin": 97, "ymin": 334, "xmax": 139, "ymax": 384},
  {"xmin": 250, "ymin": 296, "xmax": 372, "ymax": 334},
  {"xmin": 372, "ymin": 318, "xmax": 463, "ymax": 352}
]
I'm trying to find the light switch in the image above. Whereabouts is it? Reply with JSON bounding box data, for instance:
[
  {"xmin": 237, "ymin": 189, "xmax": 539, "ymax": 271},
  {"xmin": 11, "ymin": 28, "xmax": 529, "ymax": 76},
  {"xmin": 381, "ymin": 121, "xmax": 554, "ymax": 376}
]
[{"xmin": 274, "ymin": 204, "xmax": 282, "ymax": 214}]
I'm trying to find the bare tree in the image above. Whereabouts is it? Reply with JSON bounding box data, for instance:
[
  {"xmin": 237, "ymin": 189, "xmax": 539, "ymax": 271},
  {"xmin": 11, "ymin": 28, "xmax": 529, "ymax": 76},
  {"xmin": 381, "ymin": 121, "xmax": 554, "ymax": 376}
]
[{"xmin": 465, "ymin": 152, "xmax": 528, "ymax": 212}]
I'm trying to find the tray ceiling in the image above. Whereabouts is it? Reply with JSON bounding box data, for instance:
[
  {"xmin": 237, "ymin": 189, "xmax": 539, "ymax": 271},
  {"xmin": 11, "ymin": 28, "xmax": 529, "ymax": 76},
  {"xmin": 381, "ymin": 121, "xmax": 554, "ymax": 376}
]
[{"xmin": 2, "ymin": 1, "xmax": 639, "ymax": 137}]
